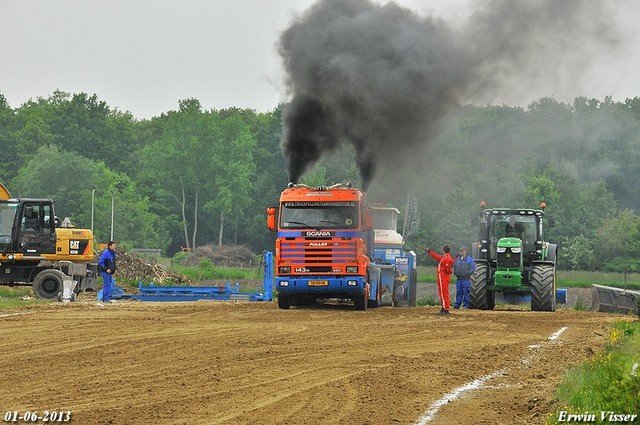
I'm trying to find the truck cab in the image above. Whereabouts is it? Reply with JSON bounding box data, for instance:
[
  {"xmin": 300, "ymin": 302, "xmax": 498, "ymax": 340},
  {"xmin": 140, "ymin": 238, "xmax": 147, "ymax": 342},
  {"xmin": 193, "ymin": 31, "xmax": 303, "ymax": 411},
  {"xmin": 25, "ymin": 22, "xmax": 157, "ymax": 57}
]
[{"xmin": 268, "ymin": 183, "xmax": 373, "ymax": 310}]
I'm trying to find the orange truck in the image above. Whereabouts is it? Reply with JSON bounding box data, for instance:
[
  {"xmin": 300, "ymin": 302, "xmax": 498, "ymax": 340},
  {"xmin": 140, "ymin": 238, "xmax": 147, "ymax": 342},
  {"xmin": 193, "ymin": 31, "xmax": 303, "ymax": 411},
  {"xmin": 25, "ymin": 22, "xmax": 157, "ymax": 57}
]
[
  {"xmin": 266, "ymin": 183, "xmax": 416, "ymax": 310},
  {"xmin": 0, "ymin": 183, "xmax": 98, "ymax": 299}
]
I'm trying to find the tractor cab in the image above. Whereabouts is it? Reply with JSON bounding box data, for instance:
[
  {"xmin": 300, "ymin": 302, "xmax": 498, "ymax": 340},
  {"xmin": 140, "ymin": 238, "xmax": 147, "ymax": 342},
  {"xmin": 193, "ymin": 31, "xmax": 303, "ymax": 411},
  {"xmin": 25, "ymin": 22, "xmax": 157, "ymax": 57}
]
[{"xmin": 475, "ymin": 208, "xmax": 549, "ymax": 265}]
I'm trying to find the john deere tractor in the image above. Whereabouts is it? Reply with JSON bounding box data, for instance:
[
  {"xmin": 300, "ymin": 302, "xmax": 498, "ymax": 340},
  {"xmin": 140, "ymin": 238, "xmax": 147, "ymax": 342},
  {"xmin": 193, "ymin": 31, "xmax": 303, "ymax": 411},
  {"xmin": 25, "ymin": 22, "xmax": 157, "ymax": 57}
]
[{"xmin": 470, "ymin": 203, "xmax": 558, "ymax": 311}]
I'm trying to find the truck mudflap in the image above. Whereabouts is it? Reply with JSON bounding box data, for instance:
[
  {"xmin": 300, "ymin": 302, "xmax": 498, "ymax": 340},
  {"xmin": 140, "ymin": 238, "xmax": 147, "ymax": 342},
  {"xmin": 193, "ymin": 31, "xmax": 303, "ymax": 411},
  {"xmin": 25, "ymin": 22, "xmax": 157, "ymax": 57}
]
[
  {"xmin": 591, "ymin": 284, "xmax": 640, "ymax": 315},
  {"xmin": 275, "ymin": 276, "xmax": 367, "ymax": 296}
]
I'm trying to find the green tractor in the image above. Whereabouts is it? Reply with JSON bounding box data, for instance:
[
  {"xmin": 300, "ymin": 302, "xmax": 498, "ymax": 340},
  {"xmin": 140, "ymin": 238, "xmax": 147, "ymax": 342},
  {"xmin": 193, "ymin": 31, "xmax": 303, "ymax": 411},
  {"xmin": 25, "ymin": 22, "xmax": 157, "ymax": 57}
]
[{"xmin": 470, "ymin": 202, "xmax": 558, "ymax": 311}]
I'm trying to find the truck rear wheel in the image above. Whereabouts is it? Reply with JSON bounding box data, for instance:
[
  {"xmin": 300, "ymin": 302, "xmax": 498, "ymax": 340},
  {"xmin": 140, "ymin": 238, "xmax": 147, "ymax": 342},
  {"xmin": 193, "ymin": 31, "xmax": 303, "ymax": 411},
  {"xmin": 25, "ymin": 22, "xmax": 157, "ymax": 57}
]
[
  {"xmin": 32, "ymin": 269, "xmax": 64, "ymax": 300},
  {"xmin": 531, "ymin": 264, "xmax": 556, "ymax": 311},
  {"xmin": 470, "ymin": 263, "xmax": 494, "ymax": 310},
  {"xmin": 367, "ymin": 268, "xmax": 381, "ymax": 308}
]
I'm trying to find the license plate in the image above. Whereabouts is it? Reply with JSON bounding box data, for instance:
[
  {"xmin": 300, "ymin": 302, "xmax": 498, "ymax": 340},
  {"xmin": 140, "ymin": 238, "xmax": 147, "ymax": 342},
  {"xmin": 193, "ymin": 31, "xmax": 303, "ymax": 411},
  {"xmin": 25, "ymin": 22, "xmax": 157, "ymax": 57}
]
[{"xmin": 308, "ymin": 280, "xmax": 328, "ymax": 286}]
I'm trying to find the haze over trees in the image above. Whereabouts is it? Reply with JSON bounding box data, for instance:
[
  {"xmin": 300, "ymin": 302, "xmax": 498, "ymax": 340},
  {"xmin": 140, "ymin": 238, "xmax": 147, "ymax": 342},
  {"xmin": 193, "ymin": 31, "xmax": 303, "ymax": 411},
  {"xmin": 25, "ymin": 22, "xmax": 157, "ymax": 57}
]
[{"xmin": 1, "ymin": 91, "xmax": 639, "ymax": 272}]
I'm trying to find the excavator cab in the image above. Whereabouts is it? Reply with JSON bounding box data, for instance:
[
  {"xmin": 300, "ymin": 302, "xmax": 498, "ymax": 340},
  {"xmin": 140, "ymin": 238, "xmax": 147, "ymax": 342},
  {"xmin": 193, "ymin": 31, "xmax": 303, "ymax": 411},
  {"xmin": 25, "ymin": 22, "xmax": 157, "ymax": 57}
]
[{"xmin": 0, "ymin": 199, "xmax": 57, "ymax": 256}]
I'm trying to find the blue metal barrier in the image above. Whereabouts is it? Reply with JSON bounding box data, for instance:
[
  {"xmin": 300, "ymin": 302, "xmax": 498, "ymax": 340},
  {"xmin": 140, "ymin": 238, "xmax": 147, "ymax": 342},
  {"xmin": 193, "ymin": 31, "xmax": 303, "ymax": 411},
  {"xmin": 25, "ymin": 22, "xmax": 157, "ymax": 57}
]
[{"xmin": 97, "ymin": 251, "xmax": 275, "ymax": 303}]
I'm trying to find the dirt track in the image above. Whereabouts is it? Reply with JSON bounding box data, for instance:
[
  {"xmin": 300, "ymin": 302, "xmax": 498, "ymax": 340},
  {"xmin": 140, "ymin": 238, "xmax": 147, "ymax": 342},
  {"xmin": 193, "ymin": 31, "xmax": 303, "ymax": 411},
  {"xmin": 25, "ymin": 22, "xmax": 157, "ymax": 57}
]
[{"xmin": 0, "ymin": 298, "xmax": 625, "ymax": 425}]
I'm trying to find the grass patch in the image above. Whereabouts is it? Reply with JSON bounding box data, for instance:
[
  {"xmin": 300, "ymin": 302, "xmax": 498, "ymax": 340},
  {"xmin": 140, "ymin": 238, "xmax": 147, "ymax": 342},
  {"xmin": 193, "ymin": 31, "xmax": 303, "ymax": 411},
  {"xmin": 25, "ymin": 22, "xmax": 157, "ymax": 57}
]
[
  {"xmin": 545, "ymin": 320, "xmax": 640, "ymax": 424},
  {"xmin": 172, "ymin": 261, "xmax": 262, "ymax": 282},
  {"xmin": 558, "ymin": 270, "xmax": 640, "ymax": 290},
  {"xmin": 0, "ymin": 286, "xmax": 49, "ymax": 310},
  {"xmin": 417, "ymin": 265, "xmax": 436, "ymax": 283},
  {"xmin": 0, "ymin": 286, "xmax": 32, "ymax": 299},
  {"xmin": 417, "ymin": 295, "xmax": 439, "ymax": 306},
  {"xmin": 0, "ymin": 299, "xmax": 49, "ymax": 309}
]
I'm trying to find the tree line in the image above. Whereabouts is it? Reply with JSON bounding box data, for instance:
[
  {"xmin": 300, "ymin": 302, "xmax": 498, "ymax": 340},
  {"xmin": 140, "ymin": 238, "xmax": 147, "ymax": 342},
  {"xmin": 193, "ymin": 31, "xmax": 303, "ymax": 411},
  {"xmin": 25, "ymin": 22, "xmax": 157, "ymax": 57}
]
[{"xmin": 1, "ymin": 91, "xmax": 639, "ymax": 272}]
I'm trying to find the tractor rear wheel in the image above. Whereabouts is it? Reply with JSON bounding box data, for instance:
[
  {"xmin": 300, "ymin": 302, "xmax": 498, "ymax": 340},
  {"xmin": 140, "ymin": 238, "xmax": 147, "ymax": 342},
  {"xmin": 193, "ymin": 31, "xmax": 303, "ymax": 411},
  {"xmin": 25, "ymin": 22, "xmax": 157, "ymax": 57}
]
[
  {"xmin": 470, "ymin": 263, "xmax": 494, "ymax": 310},
  {"xmin": 530, "ymin": 264, "xmax": 556, "ymax": 311},
  {"xmin": 32, "ymin": 269, "xmax": 64, "ymax": 300}
]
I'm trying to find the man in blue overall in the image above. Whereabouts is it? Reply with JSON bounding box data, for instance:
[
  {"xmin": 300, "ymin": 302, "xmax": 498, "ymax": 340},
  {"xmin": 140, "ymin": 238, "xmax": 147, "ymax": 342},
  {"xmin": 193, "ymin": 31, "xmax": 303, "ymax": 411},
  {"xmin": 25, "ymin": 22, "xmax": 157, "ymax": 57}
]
[
  {"xmin": 99, "ymin": 241, "xmax": 117, "ymax": 303},
  {"xmin": 453, "ymin": 246, "xmax": 476, "ymax": 309}
]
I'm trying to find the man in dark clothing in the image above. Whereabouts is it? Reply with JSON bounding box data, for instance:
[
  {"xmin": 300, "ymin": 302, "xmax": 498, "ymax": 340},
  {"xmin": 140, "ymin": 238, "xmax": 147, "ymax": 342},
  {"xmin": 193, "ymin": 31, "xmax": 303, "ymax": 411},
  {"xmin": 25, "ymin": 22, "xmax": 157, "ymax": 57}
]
[
  {"xmin": 453, "ymin": 246, "xmax": 476, "ymax": 309},
  {"xmin": 98, "ymin": 241, "xmax": 117, "ymax": 303}
]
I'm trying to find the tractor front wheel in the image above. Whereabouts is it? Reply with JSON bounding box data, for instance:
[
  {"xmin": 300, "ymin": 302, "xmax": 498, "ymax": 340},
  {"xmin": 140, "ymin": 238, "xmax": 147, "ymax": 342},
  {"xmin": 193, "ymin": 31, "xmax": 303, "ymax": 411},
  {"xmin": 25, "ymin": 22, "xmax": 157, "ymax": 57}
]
[
  {"xmin": 530, "ymin": 264, "xmax": 556, "ymax": 311},
  {"xmin": 470, "ymin": 263, "xmax": 494, "ymax": 310}
]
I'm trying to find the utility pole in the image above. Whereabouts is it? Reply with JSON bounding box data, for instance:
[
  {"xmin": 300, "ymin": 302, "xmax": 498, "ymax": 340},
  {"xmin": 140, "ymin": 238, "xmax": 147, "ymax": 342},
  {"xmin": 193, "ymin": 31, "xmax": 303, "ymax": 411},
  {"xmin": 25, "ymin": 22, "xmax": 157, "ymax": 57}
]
[
  {"xmin": 91, "ymin": 186, "xmax": 96, "ymax": 234},
  {"xmin": 110, "ymin": 194, "xmax": 115, "ymax": 241}
]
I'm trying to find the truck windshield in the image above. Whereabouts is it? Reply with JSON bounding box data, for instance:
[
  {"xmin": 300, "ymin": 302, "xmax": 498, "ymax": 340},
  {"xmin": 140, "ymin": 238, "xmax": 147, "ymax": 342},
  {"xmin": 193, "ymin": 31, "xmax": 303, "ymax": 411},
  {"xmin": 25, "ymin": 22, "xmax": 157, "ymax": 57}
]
[
  {"xmin": 280, "ymin": 201, "xmax": 359, "ymax": 229},
  {"xmin": 0, "ymin": 202, "xmax": 18, "ymax": 245}
]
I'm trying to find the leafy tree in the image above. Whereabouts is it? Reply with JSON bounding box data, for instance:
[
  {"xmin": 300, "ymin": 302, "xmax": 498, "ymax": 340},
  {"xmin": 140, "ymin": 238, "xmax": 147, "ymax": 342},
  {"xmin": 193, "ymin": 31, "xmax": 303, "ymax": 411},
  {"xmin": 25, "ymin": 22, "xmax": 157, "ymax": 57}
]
[
  {"xmin": 10, "ymin": 145, "xmax": 167, "ymax": 249},
  {"xmin": 560, "ymin": 235, "xmax": 596, "ymax": 270},
  {"xmin": 204, "ymin": 113, "xmax": 256, "ymax": 246},
  {"xmin": 595, "ymin": 209, "xmax": 640, "ymax": 271}
]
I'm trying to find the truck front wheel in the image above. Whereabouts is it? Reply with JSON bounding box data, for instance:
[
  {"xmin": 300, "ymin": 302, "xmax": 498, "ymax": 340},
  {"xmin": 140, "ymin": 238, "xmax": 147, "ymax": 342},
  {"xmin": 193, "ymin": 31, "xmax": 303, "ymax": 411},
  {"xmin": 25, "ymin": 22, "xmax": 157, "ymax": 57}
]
[
  {"xmin": 32, "ymin": 269, "xmax": 65, "ymax": 300},
  {"xmin": 354, "ymin": 284, "xmax": 368, "ymax": 311},
  {"xmin": 277, "ymin": 293, "xmax": 291, "ymax": 309}
]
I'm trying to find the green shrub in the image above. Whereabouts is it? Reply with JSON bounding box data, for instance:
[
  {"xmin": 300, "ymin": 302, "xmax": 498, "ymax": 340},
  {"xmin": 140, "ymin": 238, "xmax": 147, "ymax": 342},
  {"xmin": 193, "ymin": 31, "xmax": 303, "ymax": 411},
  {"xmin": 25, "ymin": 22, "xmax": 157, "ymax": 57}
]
[{"xmin": 171, "ymin": 251, "xmax": 192, "ymax": 266}]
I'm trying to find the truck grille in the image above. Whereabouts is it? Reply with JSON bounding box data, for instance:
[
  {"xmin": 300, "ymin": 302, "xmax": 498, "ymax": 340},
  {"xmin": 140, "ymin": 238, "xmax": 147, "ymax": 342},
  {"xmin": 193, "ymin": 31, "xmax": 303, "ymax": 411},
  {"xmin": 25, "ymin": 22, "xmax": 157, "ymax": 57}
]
[{"xmin": 280, "ymin": 238, "xmax": 357, "ymax": 269}]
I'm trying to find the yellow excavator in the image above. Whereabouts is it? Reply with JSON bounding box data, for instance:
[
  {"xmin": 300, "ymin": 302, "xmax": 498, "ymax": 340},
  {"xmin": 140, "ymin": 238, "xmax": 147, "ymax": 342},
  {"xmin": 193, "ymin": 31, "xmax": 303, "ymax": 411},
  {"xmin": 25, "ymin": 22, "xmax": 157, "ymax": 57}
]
[{"xmin": 0, "ymin": 183, "xmax": 97, "ymax": 299}]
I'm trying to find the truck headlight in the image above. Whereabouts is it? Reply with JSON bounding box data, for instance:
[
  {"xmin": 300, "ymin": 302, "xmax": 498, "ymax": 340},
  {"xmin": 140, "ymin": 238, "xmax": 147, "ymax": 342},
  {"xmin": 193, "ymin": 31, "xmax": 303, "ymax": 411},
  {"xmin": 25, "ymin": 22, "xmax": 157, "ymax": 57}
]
[
  {"xmin": 496, "ymin": 247, "xmax": 506, "ymax": 253},
  {"xmin": 279, "ymin": 281, "xmax": 289, "ymax": 287},
  {"xmin": 347, "ymin": 280, "xmax": 357, "ymax": 286},
  {"xmin": 346, "ymin": 266, "xmax": 358, "ymax": 273},
  {"xmin": 510, "ymin": 247, "xmax": 522, "ymax": 254},
  {"xmin": 279, "ymin": 266, "xmax": 291, "ymax": 274}
]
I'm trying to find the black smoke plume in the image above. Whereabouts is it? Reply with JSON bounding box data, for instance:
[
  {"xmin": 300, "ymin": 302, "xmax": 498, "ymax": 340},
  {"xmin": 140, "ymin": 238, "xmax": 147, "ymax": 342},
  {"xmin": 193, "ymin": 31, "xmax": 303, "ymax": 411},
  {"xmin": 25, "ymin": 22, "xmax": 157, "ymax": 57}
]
[{"xmin": 279, "ymin": 0, "xmax": 621, "ymax": 190}]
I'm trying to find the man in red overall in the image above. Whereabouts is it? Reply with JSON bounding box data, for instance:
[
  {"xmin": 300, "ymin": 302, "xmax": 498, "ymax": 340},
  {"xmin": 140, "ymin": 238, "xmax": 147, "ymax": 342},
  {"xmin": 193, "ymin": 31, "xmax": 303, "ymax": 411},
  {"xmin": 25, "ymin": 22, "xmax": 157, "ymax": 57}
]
[{"xmin": 427, "ymin": 245, "xmax": 455, "ymax": 315}]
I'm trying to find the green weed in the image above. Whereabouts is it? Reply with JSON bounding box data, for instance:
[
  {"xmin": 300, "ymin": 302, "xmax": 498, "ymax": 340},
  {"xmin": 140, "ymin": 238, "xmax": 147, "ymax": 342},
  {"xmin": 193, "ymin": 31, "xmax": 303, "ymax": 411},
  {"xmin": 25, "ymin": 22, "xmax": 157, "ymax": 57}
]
[
  {"xmin": 546, "ymin": 320, "xmax": 640, "ymax": 424},
  {"xmin": 417, "ymin": 295, "xmax": 439, "ymax": 306}
]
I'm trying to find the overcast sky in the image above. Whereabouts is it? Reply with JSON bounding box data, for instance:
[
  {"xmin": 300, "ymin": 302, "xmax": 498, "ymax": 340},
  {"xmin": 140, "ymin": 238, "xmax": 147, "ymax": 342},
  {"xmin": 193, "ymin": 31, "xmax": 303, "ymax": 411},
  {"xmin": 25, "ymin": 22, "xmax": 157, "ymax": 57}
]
[{"xmin": 1, "ymin": 0, "xmax": 639, "ymax": 119}]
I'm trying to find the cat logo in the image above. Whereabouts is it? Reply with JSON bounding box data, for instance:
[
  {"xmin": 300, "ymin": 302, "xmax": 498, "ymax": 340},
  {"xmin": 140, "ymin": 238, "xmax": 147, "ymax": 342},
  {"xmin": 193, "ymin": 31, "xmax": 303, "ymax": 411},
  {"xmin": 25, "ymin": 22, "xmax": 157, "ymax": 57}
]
[{"xmin": 70, "ymin": 240, "xmax": 80, "ymax": 254}]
